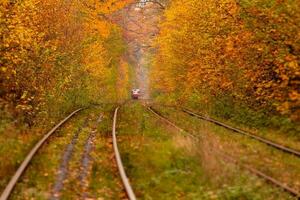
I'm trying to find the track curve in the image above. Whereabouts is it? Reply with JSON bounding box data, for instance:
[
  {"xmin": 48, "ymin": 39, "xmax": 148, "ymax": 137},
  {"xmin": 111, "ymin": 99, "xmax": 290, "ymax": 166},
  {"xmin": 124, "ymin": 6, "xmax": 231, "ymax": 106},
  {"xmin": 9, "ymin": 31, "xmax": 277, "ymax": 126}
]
[
  {"xmin": 112, "ymin": 107, "xmax": 137, "ymax": 200},
  {"xmin": 0, "ymin": 108, "xmax": 83, "ymax": 200}
]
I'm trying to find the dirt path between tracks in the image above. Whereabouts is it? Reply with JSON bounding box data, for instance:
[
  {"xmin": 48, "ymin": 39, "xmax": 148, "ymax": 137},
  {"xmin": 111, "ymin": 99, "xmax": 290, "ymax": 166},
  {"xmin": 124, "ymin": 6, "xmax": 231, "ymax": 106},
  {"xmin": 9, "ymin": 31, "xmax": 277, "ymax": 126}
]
[
  {"xmin": 50, "ymin": 118, "xmax": 89, "ymax": 199},
  {"xmin": 10, "ymin": 109, "xmax": 127, "ymax": 200}
]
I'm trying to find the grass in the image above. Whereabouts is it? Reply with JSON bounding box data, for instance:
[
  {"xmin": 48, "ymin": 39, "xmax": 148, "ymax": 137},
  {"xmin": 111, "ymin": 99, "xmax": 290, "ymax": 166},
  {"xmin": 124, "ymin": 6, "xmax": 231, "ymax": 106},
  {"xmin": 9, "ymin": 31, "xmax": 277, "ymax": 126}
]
[
  {"xmin": 207, "ymin": 99, "xmax": 300, "ymax": 147},
  {"xmin": 152, "ymin": 104, "xmax": 300, "ymax": 194},
  {"xmin": 117, "ymin": 102, "xmax": 294, "ymax": 199},
  {"xmin": 88, "ymin": 105, "xmax": 126, "ymax": 199},
  {"xmin": 153, "ymin": 97, "xmax": 300, "ymax": 152},
  {"xmin": 0, "ymin": 128, "xmax": 39, "ymax": 192},
  {"xmin": 0, "ymin": 110, "xmax": 73, "ymax": 193},
  {"xmin": 2, "ymin": 102, "xmax": 297, "ymax": 199},
  {"xmin": 183, "ymin": 94, "xmax": 300, "ymax": 147}
]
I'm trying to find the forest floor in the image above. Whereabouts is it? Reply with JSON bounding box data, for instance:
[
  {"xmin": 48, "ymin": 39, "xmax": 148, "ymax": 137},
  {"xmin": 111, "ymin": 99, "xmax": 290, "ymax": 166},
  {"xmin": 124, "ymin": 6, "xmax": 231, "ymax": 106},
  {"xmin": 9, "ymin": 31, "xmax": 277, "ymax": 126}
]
[{"xmin": 1, "ymin": 102, "xmax": 298, "ymax": 199}]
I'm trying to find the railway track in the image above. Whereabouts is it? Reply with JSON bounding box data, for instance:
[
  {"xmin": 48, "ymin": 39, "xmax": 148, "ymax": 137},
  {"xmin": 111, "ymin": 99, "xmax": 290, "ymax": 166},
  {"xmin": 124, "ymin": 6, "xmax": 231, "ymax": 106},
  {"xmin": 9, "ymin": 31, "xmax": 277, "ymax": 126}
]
[
  {"xmin": 112, "ymin": 107, "xmax": 137, "ymax": 200},
  {"xmin": 150, "ymin": 103, "xmax": 300, "ymax": 158},
  {"xmin": 0, "ymin": 106, "xmax": 136, "ymax": 200},
  {"xmin": 0, "ymin": 108, "xmax": 82, "ymax": 200},
  {"xmin": 147, "ymin": 106, "xmax": 300, "ymax": 199},
  {"xmin": 182, "ymin": 108, "xmax": 300, "ymax": 158},
  {"xmin": 1, "ymin": 101, "xmax": 298, "ymax": 199}
]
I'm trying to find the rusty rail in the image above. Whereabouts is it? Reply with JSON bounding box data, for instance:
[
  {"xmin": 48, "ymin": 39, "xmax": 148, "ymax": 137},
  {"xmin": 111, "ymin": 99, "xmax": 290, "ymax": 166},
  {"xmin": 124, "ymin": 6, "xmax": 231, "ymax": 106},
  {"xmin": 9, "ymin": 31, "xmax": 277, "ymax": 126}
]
[
  {"xmin": 150, "ymin": 103, "xmax": 300, "ymax": 157},
  {"xmin": 112, "ymin": 107, "xmax": 137, "ymax": 200},
  {"xmin": 0, "ymin": 108, "xmax": 83, "ymax": 200},
  {"xmin": 147, "ymin": 106, "xmax": 300, "ymax": 198},
  {"xmin": 182, "ymin": 108, "xmax": 300, "ymax": 158}
]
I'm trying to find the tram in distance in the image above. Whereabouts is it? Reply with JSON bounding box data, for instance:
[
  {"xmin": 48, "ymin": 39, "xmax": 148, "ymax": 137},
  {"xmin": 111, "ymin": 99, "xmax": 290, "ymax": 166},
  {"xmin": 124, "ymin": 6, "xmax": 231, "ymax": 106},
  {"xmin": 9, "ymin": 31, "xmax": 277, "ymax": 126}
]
[{"xmin": 131, "ymin": 89, "xmax": 141, "ymax": 99}]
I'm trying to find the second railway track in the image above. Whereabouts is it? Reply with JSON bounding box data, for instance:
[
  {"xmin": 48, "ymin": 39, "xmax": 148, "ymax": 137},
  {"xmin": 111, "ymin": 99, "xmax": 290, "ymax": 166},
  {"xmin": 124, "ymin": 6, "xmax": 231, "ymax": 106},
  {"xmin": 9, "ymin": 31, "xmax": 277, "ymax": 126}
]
[
  {"xmin": 182, "ymin": 108, "xmax": 300, "ymax": 158},
  {"xmin": 150, "ymin": 103, "xmax": 300, "ymax": 158},
  {"xmin": 147, "ymin": 106, "xmax": 300, "ymax": 199}
]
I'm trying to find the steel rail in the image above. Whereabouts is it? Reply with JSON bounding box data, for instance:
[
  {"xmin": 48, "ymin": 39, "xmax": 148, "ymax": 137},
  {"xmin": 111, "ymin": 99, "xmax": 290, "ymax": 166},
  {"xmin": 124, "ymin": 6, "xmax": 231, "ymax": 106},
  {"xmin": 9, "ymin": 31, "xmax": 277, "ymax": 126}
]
[
  {"xmin": 149, "ymin": 103, "xmax": 300, "ymax": 157},
  {"xmin": 219, "ymin": 152, "xmax": 300, "ymax": 199},
  {"xmin": 147, "ymin": 106, "xmax": 198, "ymax": 141},
  {"xmin": 147, "ymin": 106, "xmax": 300, "ymax": 198},
  {"xmin": 182, "ymin": 108, "xmax": 300, "ymax": 158},
  {"xmin": 112, "ymin": 107, "xmax": 137, "ymax": 200},
  {"xmin": 0, "ymin": 108, "xmax": 83, "ymax": 200}
]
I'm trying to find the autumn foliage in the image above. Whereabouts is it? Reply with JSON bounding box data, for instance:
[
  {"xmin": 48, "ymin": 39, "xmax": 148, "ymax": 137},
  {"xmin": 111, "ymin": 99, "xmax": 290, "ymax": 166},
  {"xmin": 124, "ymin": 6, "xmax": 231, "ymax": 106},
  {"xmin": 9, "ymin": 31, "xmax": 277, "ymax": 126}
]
[
  {"xmin": 0, "ymin": 0, "xmax": 129, "ymax": 124},
  {"xmin": 152, "ymin": 0, "xmax": 300, "ymax": 125}
]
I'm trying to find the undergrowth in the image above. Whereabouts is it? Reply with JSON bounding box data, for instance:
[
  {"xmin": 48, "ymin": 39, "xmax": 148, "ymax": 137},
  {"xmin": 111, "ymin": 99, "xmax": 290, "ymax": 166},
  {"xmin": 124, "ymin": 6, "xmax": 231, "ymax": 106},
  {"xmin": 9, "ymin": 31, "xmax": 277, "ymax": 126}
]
[{"xmin": 117, "ymin": 102, "xmax": 293, "ymax": 199}]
